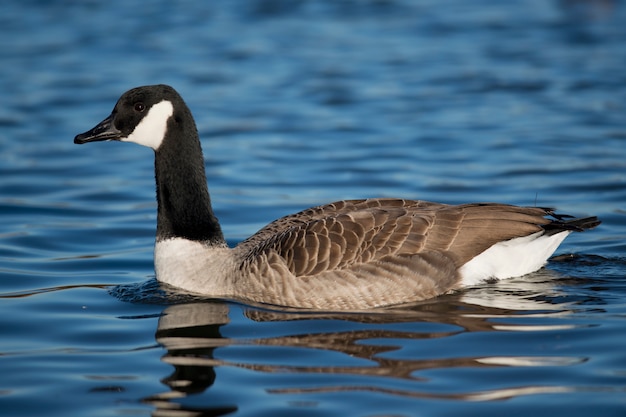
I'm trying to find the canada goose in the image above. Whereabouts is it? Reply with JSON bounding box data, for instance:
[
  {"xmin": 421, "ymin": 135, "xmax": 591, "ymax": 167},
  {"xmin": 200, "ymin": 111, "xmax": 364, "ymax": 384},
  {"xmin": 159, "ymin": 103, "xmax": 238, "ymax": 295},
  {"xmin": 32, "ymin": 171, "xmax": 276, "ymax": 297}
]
[{"xmin": 74, "ymin": 84, "xmax": 600, "ymax": 310}]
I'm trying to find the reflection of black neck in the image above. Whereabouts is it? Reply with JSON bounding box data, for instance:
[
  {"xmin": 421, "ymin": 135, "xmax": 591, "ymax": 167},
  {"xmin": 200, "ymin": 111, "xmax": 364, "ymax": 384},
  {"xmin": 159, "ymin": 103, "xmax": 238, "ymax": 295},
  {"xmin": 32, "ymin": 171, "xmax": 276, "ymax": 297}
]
[
  {"xmin": 153, "ymin": 303, "xmax": 231, "ymax": 402},
  {"xmin": 157, "ymin": 323, "xmax": 222, "ymax": 395},
  {"xmin": 154, "ymin": 114, "xmax": 225, "ymax": 245}
]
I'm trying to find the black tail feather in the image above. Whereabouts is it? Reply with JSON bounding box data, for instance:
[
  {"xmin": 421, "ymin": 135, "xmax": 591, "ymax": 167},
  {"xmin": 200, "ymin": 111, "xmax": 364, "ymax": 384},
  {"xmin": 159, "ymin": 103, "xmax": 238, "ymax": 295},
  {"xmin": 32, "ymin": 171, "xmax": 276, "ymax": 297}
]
[{"xmin": 543, "ymin": 214, "xmax": 601, "ymax": 235}]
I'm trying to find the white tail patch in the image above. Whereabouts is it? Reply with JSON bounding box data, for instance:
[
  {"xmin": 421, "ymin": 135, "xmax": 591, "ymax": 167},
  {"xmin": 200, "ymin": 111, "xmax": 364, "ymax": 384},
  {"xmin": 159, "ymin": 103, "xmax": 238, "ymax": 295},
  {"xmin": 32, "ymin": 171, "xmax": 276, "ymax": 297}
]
[
  {"xmin": 122, "ymin": 100, "xmax": 173, "ymax": 150},
  {"xmin": 459, "ymin": 231, "xmax": 571, "ymax": 287}
]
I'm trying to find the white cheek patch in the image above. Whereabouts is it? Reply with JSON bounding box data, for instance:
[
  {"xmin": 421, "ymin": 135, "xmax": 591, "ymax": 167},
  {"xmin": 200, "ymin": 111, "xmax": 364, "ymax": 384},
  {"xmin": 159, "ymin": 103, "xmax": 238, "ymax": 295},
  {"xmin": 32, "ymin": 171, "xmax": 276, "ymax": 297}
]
[{"xmin": 121, "ymin": 100, "xmax": 174, "ymax": 151}]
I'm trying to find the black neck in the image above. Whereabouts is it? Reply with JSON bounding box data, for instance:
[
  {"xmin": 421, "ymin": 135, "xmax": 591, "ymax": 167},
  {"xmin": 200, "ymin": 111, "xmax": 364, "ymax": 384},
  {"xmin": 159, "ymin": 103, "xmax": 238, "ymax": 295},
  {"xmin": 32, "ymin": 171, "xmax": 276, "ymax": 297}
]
[{"xmin": 154, "ymin": 115, "xmax": 225, "ymax": 245}]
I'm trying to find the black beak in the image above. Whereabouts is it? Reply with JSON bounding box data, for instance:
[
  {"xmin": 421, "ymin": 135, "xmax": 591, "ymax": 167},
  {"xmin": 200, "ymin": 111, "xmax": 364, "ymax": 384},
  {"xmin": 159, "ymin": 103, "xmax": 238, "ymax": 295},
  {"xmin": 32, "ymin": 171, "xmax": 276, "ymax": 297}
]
[{"xmin": 74, "ymin": 114, "xmax": 122, "ymax": 144}]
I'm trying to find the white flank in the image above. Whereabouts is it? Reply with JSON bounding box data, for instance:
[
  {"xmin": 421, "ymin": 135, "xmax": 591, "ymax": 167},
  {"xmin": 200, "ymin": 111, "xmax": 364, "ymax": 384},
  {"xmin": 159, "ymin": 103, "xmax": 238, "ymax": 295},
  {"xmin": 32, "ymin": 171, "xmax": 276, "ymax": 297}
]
[
  {"xmin": 122, "ymin": 100, "xmax": 174, "ymax": 150},
  {"xmin": 154, "ymin": 238, "xmax": 235, "ymax": 295},
  {"xmin": 459, "ymin": 231, "xmax": 571, "ymax": 287}
]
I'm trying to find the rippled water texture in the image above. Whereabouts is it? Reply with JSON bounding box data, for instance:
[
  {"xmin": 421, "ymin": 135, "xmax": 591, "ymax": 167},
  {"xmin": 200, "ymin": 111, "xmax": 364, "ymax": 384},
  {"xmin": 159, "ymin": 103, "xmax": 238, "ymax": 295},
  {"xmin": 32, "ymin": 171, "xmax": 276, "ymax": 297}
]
[{"xmin": 1, "ymin": 1, "xmax": 625, "ymax": 416}]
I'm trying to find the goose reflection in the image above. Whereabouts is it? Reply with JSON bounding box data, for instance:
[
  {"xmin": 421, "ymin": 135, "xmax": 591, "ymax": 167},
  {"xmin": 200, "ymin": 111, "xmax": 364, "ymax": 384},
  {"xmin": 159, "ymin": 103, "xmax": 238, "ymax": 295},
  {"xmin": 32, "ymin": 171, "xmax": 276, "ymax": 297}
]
[{"xmin": 145, "ymin": 267, "xmax": 591, "ymax": 416}]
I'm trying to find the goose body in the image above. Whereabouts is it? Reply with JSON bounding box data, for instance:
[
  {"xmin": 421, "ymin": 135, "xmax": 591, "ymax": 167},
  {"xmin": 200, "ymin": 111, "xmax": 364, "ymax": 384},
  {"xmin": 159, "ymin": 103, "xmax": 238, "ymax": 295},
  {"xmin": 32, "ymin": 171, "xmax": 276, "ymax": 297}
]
[{"xmin": 74, "ymin": 85, "xmax": 600, "ymax": 310}]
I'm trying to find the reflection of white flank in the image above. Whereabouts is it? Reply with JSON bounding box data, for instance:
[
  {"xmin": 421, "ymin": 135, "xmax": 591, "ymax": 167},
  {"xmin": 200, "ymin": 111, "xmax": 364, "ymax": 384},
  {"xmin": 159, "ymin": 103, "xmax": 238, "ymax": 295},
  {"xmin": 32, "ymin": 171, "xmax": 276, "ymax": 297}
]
[
  {"xmin": 492, "ymin": 324, "xmax": 578, "ymax": 331},
  {"xmin": 464, "ymin": 385, "xmax": 574, "ymax": 402},
  {"xmin": 476, "ymin": 356, "xmax": 586, "ymax": 367},
  {"xmin": 460, "ymin": 268, "xmax": 572, "ymax": 312}
]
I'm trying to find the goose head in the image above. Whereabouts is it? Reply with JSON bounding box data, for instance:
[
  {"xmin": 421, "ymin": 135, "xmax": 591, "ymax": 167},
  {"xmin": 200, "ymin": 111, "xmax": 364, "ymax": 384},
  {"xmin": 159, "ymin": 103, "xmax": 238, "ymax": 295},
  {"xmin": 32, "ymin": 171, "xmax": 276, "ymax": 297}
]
[{"xmin": 74, "ymin": 84, "xmax": 179, "ymax": 151}]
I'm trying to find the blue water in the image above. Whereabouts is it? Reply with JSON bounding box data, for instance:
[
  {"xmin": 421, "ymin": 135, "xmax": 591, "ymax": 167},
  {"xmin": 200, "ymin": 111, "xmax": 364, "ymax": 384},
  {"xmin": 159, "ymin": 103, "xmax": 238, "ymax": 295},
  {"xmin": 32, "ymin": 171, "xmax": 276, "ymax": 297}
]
[{"xmin": 1, "ymin": 0, "xmax": 626, "ymax": 415}]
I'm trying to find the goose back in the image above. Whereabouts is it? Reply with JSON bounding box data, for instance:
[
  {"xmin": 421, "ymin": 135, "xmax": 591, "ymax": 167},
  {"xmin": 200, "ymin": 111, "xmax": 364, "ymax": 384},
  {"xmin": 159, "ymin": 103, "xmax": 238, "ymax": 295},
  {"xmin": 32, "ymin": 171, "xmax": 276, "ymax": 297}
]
[{"xmin": 231, "ymin": 199, "xmax": 559, "ymax": 309}]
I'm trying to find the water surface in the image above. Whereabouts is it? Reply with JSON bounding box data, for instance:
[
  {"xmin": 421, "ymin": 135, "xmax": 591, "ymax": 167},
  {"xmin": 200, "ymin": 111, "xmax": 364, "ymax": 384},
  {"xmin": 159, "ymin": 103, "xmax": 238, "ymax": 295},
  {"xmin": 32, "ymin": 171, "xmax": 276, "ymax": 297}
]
[{"xmin": 1, "ymin": 1, "xmax": 625, "ymax": 416}]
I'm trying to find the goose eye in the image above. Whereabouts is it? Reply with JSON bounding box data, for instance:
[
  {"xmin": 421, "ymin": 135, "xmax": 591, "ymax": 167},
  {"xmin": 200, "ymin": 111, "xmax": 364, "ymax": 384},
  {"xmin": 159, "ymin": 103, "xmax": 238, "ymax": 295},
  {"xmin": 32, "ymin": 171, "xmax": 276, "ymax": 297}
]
[{"xmin": 134, "ymin": 102, "xmax": 145, "ymax": 112}]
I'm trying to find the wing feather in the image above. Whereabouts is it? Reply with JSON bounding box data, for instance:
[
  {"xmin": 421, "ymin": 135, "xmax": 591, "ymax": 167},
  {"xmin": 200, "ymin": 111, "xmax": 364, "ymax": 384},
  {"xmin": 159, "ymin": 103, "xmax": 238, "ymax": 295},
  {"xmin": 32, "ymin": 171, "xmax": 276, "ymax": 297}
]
[{"xmin": 236, "ymin": 199, "xmax": 553, "ymax": 282}]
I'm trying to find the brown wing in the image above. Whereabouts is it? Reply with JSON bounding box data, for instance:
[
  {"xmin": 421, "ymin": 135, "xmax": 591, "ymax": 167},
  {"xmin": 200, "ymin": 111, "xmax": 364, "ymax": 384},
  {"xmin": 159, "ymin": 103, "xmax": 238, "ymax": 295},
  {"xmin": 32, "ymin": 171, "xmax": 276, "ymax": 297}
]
[
  {"xmin": 231, "ymin": 199, "xmax": 589, "ymax": 309},
  {"xmin": 231, "ymin": 199, "xmax": 557, "ymax": 308},
  {"xmin": 428, "ymin": 203, "xmax": 553, "ymax": 264},
  {"xmin": 238, "ymin": 199, "xmax": 552, "ymax": 273}
]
